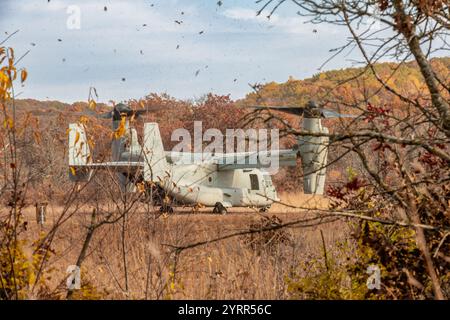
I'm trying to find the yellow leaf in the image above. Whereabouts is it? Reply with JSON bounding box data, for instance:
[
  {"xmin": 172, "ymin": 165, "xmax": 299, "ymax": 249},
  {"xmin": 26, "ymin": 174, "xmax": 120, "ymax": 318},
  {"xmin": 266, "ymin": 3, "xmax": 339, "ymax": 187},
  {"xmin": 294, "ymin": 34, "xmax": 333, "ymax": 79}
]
[
  {"xmin": 28, "ymin": 272, "xmax": 36, "ymax": 287},
  {"xmin": 88, "ymin": 99, "xmax": 96, "ymax": 110},
  {"xmin": 114, "ymin": 116, "xmax": 126, "ymax": 139},
  {"xmin": 3, "ymin": 118, "xmax": 13, "ymax": 129},
  {"xmin": 0, "ymin": 71, "xmax": 8, "ymax": 83},
  {"xmin": 75, "ymin": 131, "xmax": 80, "ymax": 144},
  {"xmin": 137, "ymin": 183, "xmax": 145, "ymax": 193},
  {"xmin": 7, "ymin": 47, "xmax": 14, "ymax": 62},
  {"xmin": 139, "ymin": 100, "xmax": 145, "ymax": 109},
  {"xmin": 70, "ymin": 167, "xmax": 76, "ymax": 176},
  {"xmin": 20, "ymin": 69, "xmax": 27, "ymax": 83},
  {"xmin": 79, "ymin": 116, "xmax": 89, "ymax": 124}
]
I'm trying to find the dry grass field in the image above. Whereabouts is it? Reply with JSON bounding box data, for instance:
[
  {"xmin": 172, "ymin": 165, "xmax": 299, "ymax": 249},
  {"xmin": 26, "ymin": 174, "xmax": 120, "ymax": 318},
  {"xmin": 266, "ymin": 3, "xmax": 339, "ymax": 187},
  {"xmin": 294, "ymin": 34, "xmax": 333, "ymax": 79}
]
[{"xmin": 17, "ymin": 192, "xmax": 351, "ymax": 300}]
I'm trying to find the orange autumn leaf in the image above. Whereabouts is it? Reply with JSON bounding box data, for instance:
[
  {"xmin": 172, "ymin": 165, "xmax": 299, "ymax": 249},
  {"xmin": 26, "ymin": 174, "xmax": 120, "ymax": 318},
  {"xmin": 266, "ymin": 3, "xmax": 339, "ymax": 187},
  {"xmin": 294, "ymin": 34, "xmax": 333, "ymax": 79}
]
[{"xmin": 20, "ymin": 69, "xmax": 27, "ymax": 83}]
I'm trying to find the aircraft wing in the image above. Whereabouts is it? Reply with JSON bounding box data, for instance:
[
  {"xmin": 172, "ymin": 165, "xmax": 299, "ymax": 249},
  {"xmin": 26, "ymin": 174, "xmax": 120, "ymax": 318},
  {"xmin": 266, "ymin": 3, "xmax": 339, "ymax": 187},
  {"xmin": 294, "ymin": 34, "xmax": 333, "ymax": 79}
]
[
  {"xmin": 216, "ymin": 149, "xmax": 298, "ymax": 170},
  {"xmin": 165, "ymin": 149, "xmax": 297, "ymax": 170},
  {"xmin": 70, "ymin": 161, "xmax": 143, "ymax": 171}
]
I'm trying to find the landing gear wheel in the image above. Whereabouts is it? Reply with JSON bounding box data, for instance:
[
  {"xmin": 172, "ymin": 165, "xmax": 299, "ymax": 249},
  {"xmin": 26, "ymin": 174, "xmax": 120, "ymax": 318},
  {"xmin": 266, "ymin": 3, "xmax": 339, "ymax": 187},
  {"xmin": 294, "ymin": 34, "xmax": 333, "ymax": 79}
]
[
  {"xmin": 213, "ymin": 202, "xmax": 227, "ymax": 215},
  {"xmin": 259, "ymin": 206, "xmax": 270, "ymax": 213},
  {"xmin": 159, "ymin": 205, "xmax": 174, "ymax": 214}
]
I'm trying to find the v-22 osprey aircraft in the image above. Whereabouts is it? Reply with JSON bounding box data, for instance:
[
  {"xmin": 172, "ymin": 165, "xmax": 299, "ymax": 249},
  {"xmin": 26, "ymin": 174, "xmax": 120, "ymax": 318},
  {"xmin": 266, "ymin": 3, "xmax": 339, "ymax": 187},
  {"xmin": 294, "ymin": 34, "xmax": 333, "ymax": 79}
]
[{"xmin": 68, "ymin": 101, "xmax": 354, "ymax": 214}]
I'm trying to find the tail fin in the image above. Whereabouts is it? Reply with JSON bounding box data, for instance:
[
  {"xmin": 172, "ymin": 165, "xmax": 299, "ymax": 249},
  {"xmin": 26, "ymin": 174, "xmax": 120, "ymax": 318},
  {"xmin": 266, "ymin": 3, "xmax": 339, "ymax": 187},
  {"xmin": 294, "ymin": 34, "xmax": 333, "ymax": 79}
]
[
  {"xmin": 68, "ymin": 123, "xmax": 92, "ymax": 181},
  {"xmin": 143, "ymin": 123, "xmax": 168, "ymax": 182}
]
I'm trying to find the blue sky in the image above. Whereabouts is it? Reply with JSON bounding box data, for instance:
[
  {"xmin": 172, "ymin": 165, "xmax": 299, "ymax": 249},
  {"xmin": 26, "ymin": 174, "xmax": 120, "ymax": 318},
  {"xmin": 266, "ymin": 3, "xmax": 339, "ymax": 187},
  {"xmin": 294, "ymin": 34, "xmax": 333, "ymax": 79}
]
[{"xmin": 1, "ymin": 0, "xmax": 353, "ymax": 103}]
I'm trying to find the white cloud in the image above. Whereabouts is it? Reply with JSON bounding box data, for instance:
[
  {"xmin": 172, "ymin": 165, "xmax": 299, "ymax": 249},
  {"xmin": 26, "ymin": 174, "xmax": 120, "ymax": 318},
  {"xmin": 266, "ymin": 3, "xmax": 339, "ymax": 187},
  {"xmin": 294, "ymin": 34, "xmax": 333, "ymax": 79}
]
[
  {"xmin": 13, "ymin": 0, "xmax": 201, "ymax": 34},
  {"xmin": 222, "ymin": 7, "xmax": 338, "ymax": 35},
  {"xmin": 222, "ymin": 8, "xmax": 263, "ymax": 21},
  {"xmin": 1, "ymin": 0, "xmax": 349, "ymax": 103},
  {"xmin": 15, "ymin": 0, "xmax": 67, "ymax": 12}
]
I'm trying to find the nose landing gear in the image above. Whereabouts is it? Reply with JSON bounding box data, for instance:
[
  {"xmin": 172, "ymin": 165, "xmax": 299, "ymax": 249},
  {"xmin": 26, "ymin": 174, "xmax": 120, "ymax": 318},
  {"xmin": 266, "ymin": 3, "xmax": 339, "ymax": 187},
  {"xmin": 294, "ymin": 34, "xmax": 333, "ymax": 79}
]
[
  {"xmin": 212, "ymin": 202, "xmax": 227, "ymax": 215},
  {"xmin": 259, "ymin": 206, "xmax": 271, "ymax": 213}
]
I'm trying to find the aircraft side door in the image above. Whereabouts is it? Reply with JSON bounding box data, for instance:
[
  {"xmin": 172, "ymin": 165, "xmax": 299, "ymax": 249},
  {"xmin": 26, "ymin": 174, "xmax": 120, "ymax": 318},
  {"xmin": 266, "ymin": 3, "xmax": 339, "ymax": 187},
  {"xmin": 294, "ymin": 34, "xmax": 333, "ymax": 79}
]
[
  {"xmin": 249, "ymin": 174, "xmax": 260, "ymax": 195},
  {"xmin": 248, "ymin": 173, "xmax": 265, "ymax": 204}
]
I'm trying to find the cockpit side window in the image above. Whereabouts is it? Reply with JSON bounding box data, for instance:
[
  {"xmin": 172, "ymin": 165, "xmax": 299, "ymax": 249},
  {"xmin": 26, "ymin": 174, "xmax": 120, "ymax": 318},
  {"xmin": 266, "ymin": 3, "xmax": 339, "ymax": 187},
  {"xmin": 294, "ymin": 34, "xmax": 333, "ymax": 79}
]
[{"xmin": 249, "ymin": 174, "xmax": 259, "ymax": 190}]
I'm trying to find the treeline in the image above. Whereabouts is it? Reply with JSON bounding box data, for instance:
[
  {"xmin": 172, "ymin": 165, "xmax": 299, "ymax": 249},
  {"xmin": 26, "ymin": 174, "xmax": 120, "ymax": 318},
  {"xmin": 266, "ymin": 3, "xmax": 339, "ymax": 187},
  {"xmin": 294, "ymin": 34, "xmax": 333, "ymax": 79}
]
[{"xmin": 12, "ymin": 57, "xmax": 449, "ymax": 202}]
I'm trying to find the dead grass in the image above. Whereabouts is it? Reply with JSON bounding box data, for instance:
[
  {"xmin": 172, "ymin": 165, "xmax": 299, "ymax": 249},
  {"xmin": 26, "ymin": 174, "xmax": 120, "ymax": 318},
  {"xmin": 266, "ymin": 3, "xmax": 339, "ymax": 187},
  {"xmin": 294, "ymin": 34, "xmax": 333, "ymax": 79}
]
[
  {"xmin": 272, "ymin": 191, "xmax": 331, "ymax": 211},
  {"xmin": 17, "ymin": 192, "xmax": 351, "ymax": 299}
]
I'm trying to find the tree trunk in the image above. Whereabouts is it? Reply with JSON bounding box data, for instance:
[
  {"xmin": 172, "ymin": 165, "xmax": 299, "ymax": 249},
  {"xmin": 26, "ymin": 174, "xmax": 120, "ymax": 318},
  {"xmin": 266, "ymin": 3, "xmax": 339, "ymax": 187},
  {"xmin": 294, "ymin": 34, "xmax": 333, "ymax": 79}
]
[
  {"xmin": 407, "ymin": 197, "xmax": 445, "ymax": 300},
  {"xmin": 393, "ymin": 0, "xmax": 450, "ymax": 134}
]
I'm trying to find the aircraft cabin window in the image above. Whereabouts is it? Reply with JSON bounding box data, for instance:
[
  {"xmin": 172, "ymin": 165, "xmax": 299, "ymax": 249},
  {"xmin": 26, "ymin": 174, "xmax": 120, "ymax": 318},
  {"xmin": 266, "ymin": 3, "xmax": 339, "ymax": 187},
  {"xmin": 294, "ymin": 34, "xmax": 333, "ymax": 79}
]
[
  {"xmin": 249, "ymin": 174, "xmax": 259, "ymax": 190},
  {"xmin": 263, "ymin": 175, "xmax": 272, "ymax": 186}
]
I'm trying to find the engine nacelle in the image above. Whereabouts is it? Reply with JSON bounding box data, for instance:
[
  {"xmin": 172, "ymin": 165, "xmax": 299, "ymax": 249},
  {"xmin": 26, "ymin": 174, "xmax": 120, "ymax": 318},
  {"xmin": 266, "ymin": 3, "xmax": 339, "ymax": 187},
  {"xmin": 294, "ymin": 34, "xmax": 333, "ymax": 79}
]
[{"xmin": 297, "ymin": 118, "xmax": 329, "ymax": 194}]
